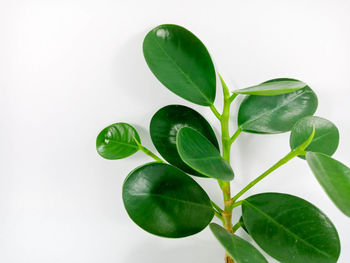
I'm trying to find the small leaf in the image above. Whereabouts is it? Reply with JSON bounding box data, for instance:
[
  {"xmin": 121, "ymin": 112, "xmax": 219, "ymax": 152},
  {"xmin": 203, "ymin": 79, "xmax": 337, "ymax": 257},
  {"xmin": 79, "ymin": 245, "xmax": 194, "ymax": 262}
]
[
  {"xmin": 238, "ymin": 86, "xmax": 318, "ymax": 134},
  {"xmin": 150, "ymin": 105, "xmax": 219, "ymax": 177},
  {"xmin": 177, "ymin": 127, "xmax": 234, "ymax": 181},
  {"xmin": 96, "ymin": 122, "xmax": 140, "ymax": 160},
  {"xmin": 210, "ymin": 223, "xmax": 268, "ymax": 263},
  {"xmin": 234, "ymin": 78, "xmax": 307, "ymax": 96},
  {"xmin": 242, "ymin": 192, "xmax": 340, "ymax": 263},
  {"xmin": 143, "ymin": 24, "xmax": 216, "ymax": 106},
  {"xmin": 306, "ymin": 152, "xmax": 350, "ymax": 217},
  {"xmin": 290, "ymin": 116, "xmax": 339, "ymax": 159},
  {"xmin": 122, "ymin": 162, "xmax": 214, "ymax": 238}
]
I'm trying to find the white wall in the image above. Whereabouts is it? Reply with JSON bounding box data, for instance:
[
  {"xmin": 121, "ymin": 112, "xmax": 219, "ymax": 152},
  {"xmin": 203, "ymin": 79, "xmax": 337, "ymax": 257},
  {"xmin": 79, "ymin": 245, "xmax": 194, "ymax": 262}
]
[{"xmin": 1, "ymin": 0, "xmax": 350, "ymax": 262}]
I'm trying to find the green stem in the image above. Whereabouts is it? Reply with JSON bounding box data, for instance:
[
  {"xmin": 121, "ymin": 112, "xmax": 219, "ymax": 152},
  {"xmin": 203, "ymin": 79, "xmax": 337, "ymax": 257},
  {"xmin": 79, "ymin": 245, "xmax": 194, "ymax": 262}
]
[
  {"xmin": 230, "ymin": 200, "xmax": 243, "ymax": 210},
  {"xmin": 229, "ymin": 127, "xmax": 242, "ymax": 145},
  {"xmin": 231, "ymin": 150, "xmax": 299, "ymax": 202},
  {"xmin": 218, "ymin": 74, "xmax": 237, "ymax": 263},
  {"xmin": 232, "ymin": 221, "xmax": 242, "ymax": 233},
  {"xmin": 231, "ymin": 126, "xmax": 315, "ymax": 203},
  {"xmin": 138, "ymin": 144, "xmax": 165, "ymax": 163},
  {"xmin": 220, "ymin": 77, "xmax": 234, "ymax": 233},
  {"xmin": 210, "ymin": 104, "xmax": 221, "ymax": 120},
  {"xmin": 211, "ymin": 201, "xmax": 223, "ymax": 213},
  {"xmin": 228, "ymin": 93, "xmax": 238, "ymax": 103}
]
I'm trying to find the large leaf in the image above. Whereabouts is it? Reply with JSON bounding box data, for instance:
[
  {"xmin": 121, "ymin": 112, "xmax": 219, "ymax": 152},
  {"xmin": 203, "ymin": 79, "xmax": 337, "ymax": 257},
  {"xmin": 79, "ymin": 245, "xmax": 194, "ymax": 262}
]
[
  {"xmin": 210, "ymin": 223, "xmax": 268, "ymax": 263},
  {"xmin": 234, "ymin": 78, "xmax": 307, "ymax": 96},
  {"xmin": 122, "ymin": 162, "xmax": 214, "ymax": 238},
  {"xmin": 238, "ymin": 86, "xmax": 318, "ymax": 134},
  {"xmin": 143, "ymin": 24, "xmax": 216, "ymax": 106},
  {"xmin": 177, "ymin": 127, "xmax": 234, "ymax": 181},
  {"xmin": 290, "ymin": 116, "xmax": 339, "ymax": 159},
  {"xmin": 306, "ymin": 152, "xmax": 350, "ymax": 217},
  {"xmin": 242, "ymin": 193, "xmax": 340, "ymax": 263},
  {"xmin": 96, "ymin": 122, "xmax": 140, "ymax": 159},
  {"xmin": 150, "ymin": 105, "xmax": 219, "ymax": 177}
]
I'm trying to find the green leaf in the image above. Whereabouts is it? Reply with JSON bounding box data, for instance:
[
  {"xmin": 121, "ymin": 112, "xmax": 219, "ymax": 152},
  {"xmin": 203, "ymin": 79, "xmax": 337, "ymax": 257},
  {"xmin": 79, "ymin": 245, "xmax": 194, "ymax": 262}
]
[
  {"xmin": 290, "ymin": 116, "xmax": 339, "ymax": 159},
  {"xmin": 242, "ymin": 193, "xmax": 340, "ymax": 263},
  {"xmin": 96, "ymin": 122, "xmax": 140, "ymax": 160},
  {"xmin": 210, "ymin": 223, "xmax": 268, "ymax": 263},
  {"xmin": 150, "ymin": 105, "xmax": 219, "ymax": 177},
  {"xmin": 143, "ymin": 24, "xmax": 216, "ymax": 106},
  {"xmin": 238, "ymin": 86, "xmax": 318, "ymax": 134},
  {"xmin": 177, "ymin": 127, "xmax": 234, "ymax": 181},
  {"xmin": 234, "ymin": 78, "xmax": 307, "ymax": 96},
  {"xmin": 122, "ymin": 162, "xmax": 214, "ymax": 238},
  {"xmin": 306, "ymin": 152, "xmax": 350, "ymax": 217}
]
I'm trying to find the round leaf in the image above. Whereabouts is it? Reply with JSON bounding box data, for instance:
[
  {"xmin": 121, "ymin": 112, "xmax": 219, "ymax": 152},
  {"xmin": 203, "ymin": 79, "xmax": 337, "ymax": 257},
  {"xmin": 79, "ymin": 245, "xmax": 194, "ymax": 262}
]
[
  {"xmin": 234, "ymin": 78, "xmax": 307, "ymax": 96},
  {"xmin": 210, "ymin": 223, "xmax": 268, "ymax": 263},
  {"xmin": 150, "ymin": 105, "xmax": 219, "ymax": 177},
  {"xmin": 96, "ymin": 122, "xmax": 140, "ymax": 159},
  {"xmin": 306, "ymin": 152, "xmax": 350, "ymax": 217},
  {"xmin": 290, "ymin": 116, "xmax": 339, "ymax": 159},
  {"xmin": 238, "ymin": 86, "xmax": 318, "ymax": 134},
  {"xmin": 242, "ymin": 193, "xmax": 340, "ymax": 263},
  {"xmin": 177, "ymin": 127, "xmax": 234, "ymax": 181},
  {"xmin": 143, "ymin": 24, "xmax": 216, "ymax": 106},
  {"xmin": 122, "ymin": 162, "xmax": 214, "ymax": 238}
]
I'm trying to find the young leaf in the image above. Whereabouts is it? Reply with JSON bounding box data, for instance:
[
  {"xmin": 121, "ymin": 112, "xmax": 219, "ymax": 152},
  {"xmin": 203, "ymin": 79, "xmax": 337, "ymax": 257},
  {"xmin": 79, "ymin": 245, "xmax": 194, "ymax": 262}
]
[
  {"xmin": 177, "ymin": 127, "xmax": 234, "ymax": 181},
  {"xmin": 233, "ymin": 78, "xmax": 307, "ymax": 96},
  {"xmin": 209, "ymin": 223, "xmax": 268, "ymax": 263},
  {"xmin": 306, "ymin": 152, "xmax": 350, "ymax": 217},
  {"xmin": 238, "ymin": 86, "xmax": 318, "ymax": 134},
  {"xmin": 290, "ymin": 116, "xmax": 339, "ymax": 159},
  {"xmin": 143, "ymin": 24, "xmax": 216, "ymax": 106},
  {"xmin": 123, "ymin": 163, "xmax": 214, "ymax": 238},
  {"xmin": 96, "ymin": 122, "xmax": 140, "ymax": 160},
  {"xmin": 242, "ymin": 193, "xmax": 340, "ymax": 263},
  {"xmin": 150, "ymin": 105, "xmax": 219, "ymax": 177}
]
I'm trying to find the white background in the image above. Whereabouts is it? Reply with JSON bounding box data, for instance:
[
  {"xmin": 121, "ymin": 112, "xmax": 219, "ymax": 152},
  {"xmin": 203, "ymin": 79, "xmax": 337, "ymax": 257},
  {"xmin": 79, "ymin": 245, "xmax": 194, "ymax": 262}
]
[{"xmin": 1, "ymin": 0, "xmax": 350, "ymax": 262}]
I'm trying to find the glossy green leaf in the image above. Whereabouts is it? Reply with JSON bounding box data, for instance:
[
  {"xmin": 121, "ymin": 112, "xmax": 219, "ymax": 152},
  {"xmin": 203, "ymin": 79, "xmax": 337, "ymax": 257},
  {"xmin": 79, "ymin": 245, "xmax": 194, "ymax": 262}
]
[
  {"xmin": 306, "ymin": 152, "xmax": 350, "ymax": 217},
  {"xmin": 122, "ymin": 162, "xmax": 214, "ymax": 238},
  {"xmin": 150, "ymin": 105, "xmax": 219, "ymax": 177},
  {"xmin": 238, "ymin": 86, "xmax": 318, "ymax": 134},
  {"xmin": 143, "ymin": 24, "xmax": 216, "ymax": 106},
  {"xmin": 177, "ymin": 127, "xmax": 234, "ymax": 181},
  {"xmin": 96, "ymin": 122, "xmax": 140, "ymax": 160},
  {"xmin": 234, "ymin": 78, "xmax": 307, "ymax": 96},
  {"xmin": 210, "ymin": 223, "xmax": 268, "ymax": 263},
  {"xmin": 290, "ymin": 116, "xmax": 339, "ymax": 159},
  {"xmin": 242, "ymin": 193, "xmax": 340, "ymax": 263}
]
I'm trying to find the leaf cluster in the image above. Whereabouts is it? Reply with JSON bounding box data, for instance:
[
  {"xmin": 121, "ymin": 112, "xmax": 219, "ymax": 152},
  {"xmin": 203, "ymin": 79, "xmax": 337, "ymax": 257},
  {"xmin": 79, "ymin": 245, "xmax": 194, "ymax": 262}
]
[{"xmin": 96, "ymin": 24, "xmax": 349, "ymax": 263}]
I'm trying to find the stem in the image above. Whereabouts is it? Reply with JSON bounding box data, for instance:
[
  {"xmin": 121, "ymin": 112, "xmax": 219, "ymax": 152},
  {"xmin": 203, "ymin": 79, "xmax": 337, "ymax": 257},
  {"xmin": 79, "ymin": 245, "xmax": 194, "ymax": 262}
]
[
  {"xmin": 229, "ymin": 127, "xmax": 242, "ymax": 145},
  {"xmin": 231, "ymin": 150, "xmax": 299, "ymax": 202},
  {"xmin": 228, "ymin": 93, "xmax": 238, "ymax": 103},
  {"xmin": 219, "ymin": 75, "xmax": 235, "ymax": 263},
  {"xmin": 232, "ymin": 221, "xmax": 242, "ymax": 233},
  {"xmin": 230, "ymin": 200, "xmax": 243, "ymax": 210},
  {"xmin": 137, "ymin": 144, "xmax": 165, "ymax": 163},
  {"xmin": 231, "ymin": 127, "xmax": 315, "ymax": 203},
  {"xmin": 211, "ymin": 201, "xmax": 223, "ymax": 213},
  {"xmin": 210, "ymin": 104, "xmax": 221, "ymax": 120}
]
